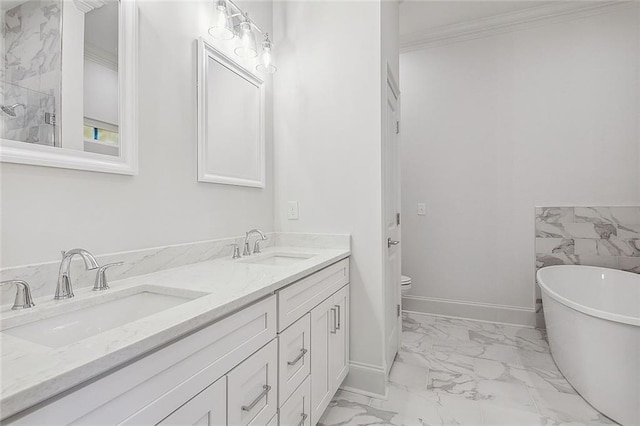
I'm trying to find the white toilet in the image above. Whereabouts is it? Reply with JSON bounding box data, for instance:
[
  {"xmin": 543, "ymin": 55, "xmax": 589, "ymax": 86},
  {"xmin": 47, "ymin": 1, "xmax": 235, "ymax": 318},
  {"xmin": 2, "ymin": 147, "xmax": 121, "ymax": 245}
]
[{"xmin": 401, "ymin": 275, "xmax": 412, "ymax": 296}]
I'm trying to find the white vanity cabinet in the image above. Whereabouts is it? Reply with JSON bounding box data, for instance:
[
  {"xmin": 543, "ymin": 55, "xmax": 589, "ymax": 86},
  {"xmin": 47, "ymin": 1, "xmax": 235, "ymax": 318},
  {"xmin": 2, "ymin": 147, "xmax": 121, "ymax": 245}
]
[{"xmin": 6, "ymin": 258, "xmax": 350, "ymax": 426}]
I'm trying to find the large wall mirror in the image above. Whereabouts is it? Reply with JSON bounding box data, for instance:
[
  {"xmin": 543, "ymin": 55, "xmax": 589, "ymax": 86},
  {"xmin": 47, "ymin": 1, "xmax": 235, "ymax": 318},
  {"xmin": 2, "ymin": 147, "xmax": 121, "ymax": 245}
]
[
  {"xmin": 197, "ymin": 39, "xmax": 265, "ymax": 188},
  {"xmin": 0, "ymin": 0, "xmax": 138, "ymax": 174}
]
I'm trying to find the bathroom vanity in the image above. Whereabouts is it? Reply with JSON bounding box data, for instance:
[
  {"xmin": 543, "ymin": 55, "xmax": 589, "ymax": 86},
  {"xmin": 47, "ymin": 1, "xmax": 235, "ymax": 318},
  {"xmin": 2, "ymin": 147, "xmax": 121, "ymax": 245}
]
[{"xmin": 0, "ymin": 244, "xmax": 350, "ymax": 425}]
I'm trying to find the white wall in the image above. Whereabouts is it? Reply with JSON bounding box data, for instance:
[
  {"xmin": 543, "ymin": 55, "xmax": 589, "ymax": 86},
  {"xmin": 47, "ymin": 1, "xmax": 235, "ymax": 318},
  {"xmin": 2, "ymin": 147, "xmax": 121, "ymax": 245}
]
[
  {"xmin": 84, "ymin": 59, "xmax": 118, "ymax": 125},
  {"xmin": 400, "ymin": 4, "xmax": 640, "ymax": 323},
  {"xmin": 273, "ymin": 0, "xmax": 393, "ymax": 395},
  {"xmin": 0, "ymin": 0, "xmax": 274, "ymax": 267}
]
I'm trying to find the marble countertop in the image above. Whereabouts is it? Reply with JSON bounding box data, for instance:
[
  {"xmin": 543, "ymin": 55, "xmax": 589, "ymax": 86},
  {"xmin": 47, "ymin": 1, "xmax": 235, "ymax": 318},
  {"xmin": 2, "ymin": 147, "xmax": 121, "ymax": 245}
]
[{"xmin": 0, "ymin": 246, "xmax": 350, "ymax": 419}]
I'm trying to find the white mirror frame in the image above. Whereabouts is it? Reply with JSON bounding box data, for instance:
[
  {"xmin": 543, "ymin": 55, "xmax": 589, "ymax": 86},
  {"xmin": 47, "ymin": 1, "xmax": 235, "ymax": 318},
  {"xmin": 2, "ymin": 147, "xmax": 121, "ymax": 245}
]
[
  {"xmin": 197, "ymin": 38, "xmax": 265, "ymax": 188},
  {"xmin": 0, "ymin": 0, "xmax": 138, "ymax": 175}
]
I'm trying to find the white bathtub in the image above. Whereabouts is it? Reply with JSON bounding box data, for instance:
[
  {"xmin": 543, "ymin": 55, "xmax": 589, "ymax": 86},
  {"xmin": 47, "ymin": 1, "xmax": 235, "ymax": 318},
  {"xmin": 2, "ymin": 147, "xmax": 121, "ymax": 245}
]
[{"xmin": 537, "ymin": 265, "xmax": 640, "ymax": 426}]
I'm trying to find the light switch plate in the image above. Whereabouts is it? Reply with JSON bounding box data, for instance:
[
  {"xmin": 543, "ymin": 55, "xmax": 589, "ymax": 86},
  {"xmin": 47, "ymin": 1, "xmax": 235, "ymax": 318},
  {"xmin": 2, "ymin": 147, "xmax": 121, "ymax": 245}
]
[
  {"xmin": 287, "ymin": 201, "xmax": 299, "ymax": 220},
  {"xmin": 417, "ymin": 203, "xmax": 426, "ymax": 216}
]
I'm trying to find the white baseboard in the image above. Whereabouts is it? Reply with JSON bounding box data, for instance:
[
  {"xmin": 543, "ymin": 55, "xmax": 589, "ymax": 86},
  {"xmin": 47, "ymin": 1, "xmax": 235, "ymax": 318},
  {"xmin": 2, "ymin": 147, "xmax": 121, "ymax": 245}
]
[
  {"xmin": 402, "ymin": 295, "xmax": 537, "ymax": 327},
  {"xmin": 341, "ymin": 361, "xmax": 388, "ymax": 399}
]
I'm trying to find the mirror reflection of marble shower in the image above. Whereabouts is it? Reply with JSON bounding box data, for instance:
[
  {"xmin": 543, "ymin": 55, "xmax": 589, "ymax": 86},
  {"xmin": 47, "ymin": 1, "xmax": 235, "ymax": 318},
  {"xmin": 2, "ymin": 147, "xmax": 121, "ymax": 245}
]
[{"xmin": 1, "ymin": 0, "xmax": 61, "ymax": 147}]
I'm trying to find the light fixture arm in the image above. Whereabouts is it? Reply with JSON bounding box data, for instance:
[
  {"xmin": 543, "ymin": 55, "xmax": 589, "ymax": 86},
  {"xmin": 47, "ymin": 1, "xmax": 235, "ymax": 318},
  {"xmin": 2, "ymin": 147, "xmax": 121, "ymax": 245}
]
[{"xmin": 225, "ymin": 0, "xmax": 265, "ymax": 35}]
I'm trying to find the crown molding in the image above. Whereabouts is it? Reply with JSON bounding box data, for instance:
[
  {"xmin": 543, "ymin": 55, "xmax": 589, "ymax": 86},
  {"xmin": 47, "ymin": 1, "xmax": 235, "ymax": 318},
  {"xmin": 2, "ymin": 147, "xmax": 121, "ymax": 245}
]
[
  {"xmin": 73, "ymin": 0, "xmax": 107, "ymax": 13},
  {"xmin": 85, "ymin": 42, "xmax": 118, "ymax": 71},
  {"xmin": 400, "ymin": 1, "xmax": 632, "ymax": 53}
]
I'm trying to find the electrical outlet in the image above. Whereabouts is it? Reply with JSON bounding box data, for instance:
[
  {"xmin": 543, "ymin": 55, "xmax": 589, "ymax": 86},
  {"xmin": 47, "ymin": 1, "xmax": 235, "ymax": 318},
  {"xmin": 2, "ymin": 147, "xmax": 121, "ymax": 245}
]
[
  {"xmin": 287, "ymin": 201, "xmax": 299, "ymax": 220},
  {"xmin": 417, "ymin": 203, "xmax": 426, "ymax": 216}
]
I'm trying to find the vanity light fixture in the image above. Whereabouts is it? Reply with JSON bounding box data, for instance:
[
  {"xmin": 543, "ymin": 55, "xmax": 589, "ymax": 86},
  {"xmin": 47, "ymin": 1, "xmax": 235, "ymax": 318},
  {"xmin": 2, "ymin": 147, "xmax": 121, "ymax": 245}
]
[
  {"xmin": 208, "ymin": 0, "xmax": 234, "ymax": 40},
  {"xmin": 234, "ymin": 13, "xmax": 258, "ymax": 58},
  {"xmin": 256, "ymin": 34, "xmax": 276, "ymax": 74},
  {"xmin": 207, "ymin": 0, "xmax": 276, "ymax": 74}
]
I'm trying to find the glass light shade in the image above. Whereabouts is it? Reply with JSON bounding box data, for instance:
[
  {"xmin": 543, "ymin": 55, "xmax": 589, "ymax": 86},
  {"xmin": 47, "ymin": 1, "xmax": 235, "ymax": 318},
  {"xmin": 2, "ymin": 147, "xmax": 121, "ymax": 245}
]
[
  {"xmin": 234, "ymin": 16, "xmax": 258, "ymax": 58},
  {"xmin": 208, "ymin": 0, "xmax": 234, "ymax": 40},
  {"xmin": 256, "ymin": 35, "xmax": 276, "ymax": 74}
]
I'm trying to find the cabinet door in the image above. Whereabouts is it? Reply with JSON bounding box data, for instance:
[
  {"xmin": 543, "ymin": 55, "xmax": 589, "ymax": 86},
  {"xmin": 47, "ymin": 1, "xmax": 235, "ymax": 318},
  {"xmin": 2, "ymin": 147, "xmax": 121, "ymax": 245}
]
[
  {"xmin": 227, "ymin": 340, "xmax": 278, "ymax": 426},
  {"xmin": 309, "ymin": 296, "xmax": 334, "ymax": 425},
  {"xmin": 330, "ymin": 285, "xmax": 349, "ymax": 388},
  {"xmin": 158, "ymin": 377, "xmax": 226, "ymax": 426}
]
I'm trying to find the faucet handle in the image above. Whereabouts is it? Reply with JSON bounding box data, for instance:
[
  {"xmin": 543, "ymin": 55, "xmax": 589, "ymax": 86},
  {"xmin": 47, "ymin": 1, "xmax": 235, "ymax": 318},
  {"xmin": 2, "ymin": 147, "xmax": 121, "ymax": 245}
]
[
  {"xmin": 225, "ymin": 244, "xmax": 242, "ymax": 259},
  {"xmin": 253, "ymin": 237, "xmax": 267, "ymax": 254},
  {"xmin": 93, "ymin": 262, "xmax": 124, "ymax": 291},
  {"xmin": 0, "ymin": 280, "xmax": 35, "ymax": 310}
]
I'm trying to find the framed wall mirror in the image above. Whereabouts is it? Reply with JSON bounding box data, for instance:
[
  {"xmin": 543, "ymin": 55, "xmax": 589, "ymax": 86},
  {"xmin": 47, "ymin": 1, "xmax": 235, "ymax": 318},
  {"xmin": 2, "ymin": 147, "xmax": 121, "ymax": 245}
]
[
  {"xmin": 197, "ymin": 38, "xmax": 265, "ymax": 188},
  {"xmin": 0, "ymin": 0, "xmax": 138, "ymax": 175}
]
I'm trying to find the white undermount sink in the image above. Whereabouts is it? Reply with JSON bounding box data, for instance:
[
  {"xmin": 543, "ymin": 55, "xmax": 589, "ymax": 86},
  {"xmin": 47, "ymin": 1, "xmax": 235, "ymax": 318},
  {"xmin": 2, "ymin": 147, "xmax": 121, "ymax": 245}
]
[
  {"xmin": 240, "ymin": 252, "xmax": 316, "ymax": 266},
  {"xmin": 2, "ymin": 288, "xmax": 202, "ymax": 348}
]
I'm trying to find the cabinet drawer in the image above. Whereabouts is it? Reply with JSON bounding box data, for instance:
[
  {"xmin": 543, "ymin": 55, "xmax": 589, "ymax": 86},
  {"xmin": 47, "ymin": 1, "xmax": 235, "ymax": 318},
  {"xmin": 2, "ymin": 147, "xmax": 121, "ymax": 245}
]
[
  {"xmin": 277, "ymin": 259, "xmax": 349, "ymax": 331},
  {"xmin": 228, "ymin": 339, "xmax": 278, "ymax": 426},
  {"xmin": 13, "ymin": 296, "xmax": 276, "ymax": 425},
  {"xmin": 279, "ymin": 313, "xmax": 310, "ymax": 406},
  {"xmin": 158, "ymin": 376, "xmax": 226, "ymax": 426},
  {"xmin": 279, "ymin": 376, "xmax": 311, "ymax": 426}
]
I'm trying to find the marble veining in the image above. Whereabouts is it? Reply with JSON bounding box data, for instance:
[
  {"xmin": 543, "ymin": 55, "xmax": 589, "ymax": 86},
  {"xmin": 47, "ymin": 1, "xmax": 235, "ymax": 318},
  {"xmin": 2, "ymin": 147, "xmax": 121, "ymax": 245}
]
[
  {"xmin": 0, "ymin": 232, "xmax": 348, "ymax": 309},
  {"xmin": 0, "ymin": 236, "xmax": 349, "ymax": 419},
  {"xmin": 319, "ymin": 312, "xmax": 617, "ymax": 426},
  {"xmin": 1, "ymin": 0, "xmax": 61, "ymax": 146},
  {"xmin": 536, "ymin": 206, "xmax": 640, "ymax": 274}
]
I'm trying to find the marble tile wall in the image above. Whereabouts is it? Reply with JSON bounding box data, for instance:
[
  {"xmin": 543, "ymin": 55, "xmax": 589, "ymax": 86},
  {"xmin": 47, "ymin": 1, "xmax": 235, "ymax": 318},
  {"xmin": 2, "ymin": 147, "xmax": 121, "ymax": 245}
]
[
  {"xmin": 1, "ymin": 0, "xmax": 61, "ymax": 146},
  {"xmin": 535, "ymin": 206, "xmax": 640, "ymax": 274},
  {"xmin": 0, "ymin": 232, "xmax": 350, "ymax": 308}
]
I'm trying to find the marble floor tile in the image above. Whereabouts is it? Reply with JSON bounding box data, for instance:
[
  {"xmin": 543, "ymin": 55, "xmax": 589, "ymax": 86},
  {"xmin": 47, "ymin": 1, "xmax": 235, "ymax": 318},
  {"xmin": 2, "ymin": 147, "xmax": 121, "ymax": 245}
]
[
  {"xmin": 515, "ymin": 348, "xmax": 559, "ymax": 372},
  {"xmin": 531, "ymin": 389, "xmax": 617, "ymax": 425},
  {"xmin": 481, "ymin": 401, "xmax": 543, "ymax": 426},
  {"xmin": 469, "ymin": 328, "xmax": 549, "ymax": 353},
  {"xmin": 426, "ymin": 351, "xmax": 478, "ymax": 398},
  {"xmin": 395, "ymin": 350, "xmax": 431, "ymax": 369},
  {"xmin": 420, "ymin": 323, "xmax": 471, "ymax": 342},
  {"xmin": 319, "ymin": 313, "xmax": 616, "ymax": 426},
  {"xmin": 389, "ymin": 361, "xmax": 429, "ymax": 391},
  {"xmin": 370, "ymin": 383, "xmax": 483, "ymax": 426},
  {"xmin": 401, "ymin": 331, "xmax": 434, "ymax": 353},
  {"xmin": 473, "ymin": 358, "xmax": 575, "ymax": 394},
  {"xmin": 474, "ymin": 380, "xmax": 538, "ymax": 413},
  {"xmin": 318, "ymin": 398, "xmax": 399, "ymax": 426},
  {"xmin": 433, "ymin": 338, "xmax": 520, "ymax": 365}
]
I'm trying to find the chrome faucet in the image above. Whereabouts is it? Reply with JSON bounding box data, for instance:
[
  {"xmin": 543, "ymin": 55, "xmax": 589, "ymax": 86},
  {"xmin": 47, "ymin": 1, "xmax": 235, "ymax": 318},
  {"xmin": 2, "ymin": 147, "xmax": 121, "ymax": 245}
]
[
  {"xmin": 93, "ymin": 262, "xmax": 124, "ymax": 291},
  {"xmin": 0, "ymin": 280, "xmax": 35, "ymax": 310},
  {"xmin": 56, "ymin": 249, "xmax": 99, "ymax": 300},
  {"xmin": 243, "ymin": 229, "xmax": 268, "ymax": 256}
]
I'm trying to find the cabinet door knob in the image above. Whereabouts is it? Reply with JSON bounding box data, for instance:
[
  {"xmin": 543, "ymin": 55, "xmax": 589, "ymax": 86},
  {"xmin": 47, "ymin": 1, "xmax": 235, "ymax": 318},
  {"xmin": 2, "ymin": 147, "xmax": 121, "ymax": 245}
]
[
  {"xmin": 296, "ymin": 413, "xmax": 308, "ymax": 426},
  {"xmin": 334, "ymin": 304, "xmax": 341, "ymax": 330},
  {"xmin": 241, "ymin": 384, "xmax": 271, "ymax": 412},
  {"xmin": 330, "ymin": 307, "xmax": 338, "ymax": 334},
  {"xmin": 287, "ymin": 348, "xmax": 308, "ymax": 366}
]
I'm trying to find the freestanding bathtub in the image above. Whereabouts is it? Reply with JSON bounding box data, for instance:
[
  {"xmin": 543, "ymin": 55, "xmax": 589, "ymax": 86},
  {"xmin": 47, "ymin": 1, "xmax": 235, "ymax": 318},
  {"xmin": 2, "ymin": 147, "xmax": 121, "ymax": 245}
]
[{"xmin": 537, "ymin": 265, "xmax": 639, "ymax": 426}]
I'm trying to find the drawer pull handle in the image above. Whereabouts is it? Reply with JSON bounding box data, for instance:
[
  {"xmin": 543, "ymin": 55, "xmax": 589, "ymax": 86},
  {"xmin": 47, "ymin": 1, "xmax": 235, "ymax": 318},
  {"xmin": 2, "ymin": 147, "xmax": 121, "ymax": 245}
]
[
  {"xmin": 287, "ymin": 348, "xmax": 308, "ymax": 366},
  {"xmin": 296, "ymin": 413, "xmax": 308, "ymax": 426},
  {"xmin": 330, "ymin": 307, "xmax": 337, "ymax": 334},
  {"xmin": 335, "ymin": 304, "xmax": 341, "ymax": 330},
  {"xmin": 241, "ymin": 384, "xmax": 271, "ymax": 412}
]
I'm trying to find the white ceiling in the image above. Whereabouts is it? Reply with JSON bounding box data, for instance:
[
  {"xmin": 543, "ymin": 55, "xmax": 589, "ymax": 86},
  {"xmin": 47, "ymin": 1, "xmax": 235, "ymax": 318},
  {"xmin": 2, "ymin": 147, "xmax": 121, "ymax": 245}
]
[
  {"xmin": 85, "ymin": 1, "xmax": 119, "ymax": 57},
  {"xmin": 400, "ymin": 1, "xmax": 554, "ymax": 36}
]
